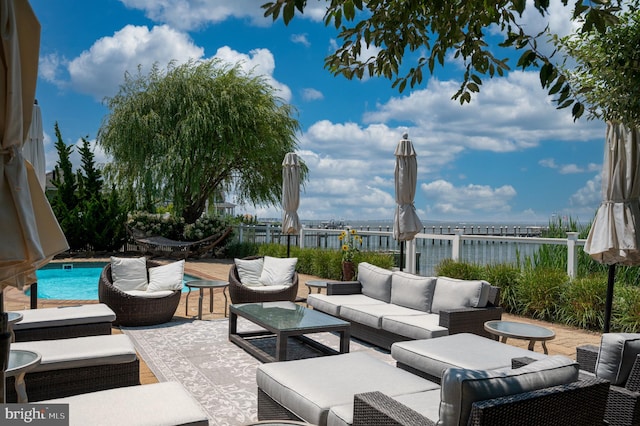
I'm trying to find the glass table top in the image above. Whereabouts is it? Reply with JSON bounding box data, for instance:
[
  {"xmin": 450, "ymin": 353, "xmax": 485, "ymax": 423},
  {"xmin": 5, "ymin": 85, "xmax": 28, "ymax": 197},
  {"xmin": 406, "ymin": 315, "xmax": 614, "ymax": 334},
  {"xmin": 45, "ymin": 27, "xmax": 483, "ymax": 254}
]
[
  {"xmin": 232, "ymin": 301, "xmax": 348, "ymax": 331},
  {"xmin": 484, "ymin": 320, "xmax": 555, "ymax": 339},
  {"xmin": 7, "ymin": 349, "xmax": 41, "ymax": 375}
]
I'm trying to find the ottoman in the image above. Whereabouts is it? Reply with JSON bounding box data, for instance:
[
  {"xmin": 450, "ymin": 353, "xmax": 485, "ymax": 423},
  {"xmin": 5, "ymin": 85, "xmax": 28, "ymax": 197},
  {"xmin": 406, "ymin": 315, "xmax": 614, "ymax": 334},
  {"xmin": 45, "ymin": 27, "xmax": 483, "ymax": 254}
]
[
  {"xmin": 256, "ymin": 352, "xmax": 439, "ymax": 426},
  {"xmin": 12, "ymin": 303, "xmax": 116, "ymax": 341},
  {"xmin": 391, "ymin": 332, "xmax": 548, "ymax": 383},
  {"xmin": 7, "ymin": 334, "xmax": 139, "ymax": 402},
  {"xmin": 40, "ymin": 382, "xmax": 209, "ymax": 426}
]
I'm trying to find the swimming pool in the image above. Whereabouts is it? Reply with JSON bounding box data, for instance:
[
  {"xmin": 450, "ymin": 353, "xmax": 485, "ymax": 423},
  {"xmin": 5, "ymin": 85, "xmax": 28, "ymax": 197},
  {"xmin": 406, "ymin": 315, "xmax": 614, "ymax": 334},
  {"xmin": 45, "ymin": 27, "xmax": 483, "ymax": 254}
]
[{"xmin": 30, "ymin": 262, "xmax": 199, "ymax": 300}]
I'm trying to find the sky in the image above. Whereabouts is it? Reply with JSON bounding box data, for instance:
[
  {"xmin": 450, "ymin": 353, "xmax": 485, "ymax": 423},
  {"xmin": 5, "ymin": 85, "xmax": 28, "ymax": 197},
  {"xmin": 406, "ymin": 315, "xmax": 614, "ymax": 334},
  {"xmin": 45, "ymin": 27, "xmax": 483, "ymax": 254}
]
[{"xmin": 28, "ymin": 0, "xmax": 607, "ymax": 226}]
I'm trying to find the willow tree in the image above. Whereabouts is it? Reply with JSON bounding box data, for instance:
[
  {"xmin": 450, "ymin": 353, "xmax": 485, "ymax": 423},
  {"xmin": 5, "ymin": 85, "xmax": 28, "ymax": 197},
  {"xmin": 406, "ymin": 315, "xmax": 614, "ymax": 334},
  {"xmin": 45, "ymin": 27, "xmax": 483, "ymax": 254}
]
[{"xmin": 98, "ymin": 59, "xmax": 303, "ymax": 224}]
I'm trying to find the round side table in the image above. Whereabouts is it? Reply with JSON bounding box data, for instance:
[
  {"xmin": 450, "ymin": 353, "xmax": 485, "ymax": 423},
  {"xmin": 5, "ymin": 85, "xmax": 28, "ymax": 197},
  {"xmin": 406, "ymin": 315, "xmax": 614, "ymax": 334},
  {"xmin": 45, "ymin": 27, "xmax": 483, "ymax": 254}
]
[
  {"xmin": 305, "ymin": 280, "xmax": 328, "ymax": 307},
  {"xmin": 484, "ymin": 320, "xmax": 556, "ymax": 354},
  {"xmin": 7, "ymin": 311, "xmax": 23, "ymax": 342},
  {"xmin": 7, "ymin": 349, "xmax": 41, "ymax": 403},
  {"xmin": 185, "ymin": 280, "xmax": 229, "ymax": 320}
]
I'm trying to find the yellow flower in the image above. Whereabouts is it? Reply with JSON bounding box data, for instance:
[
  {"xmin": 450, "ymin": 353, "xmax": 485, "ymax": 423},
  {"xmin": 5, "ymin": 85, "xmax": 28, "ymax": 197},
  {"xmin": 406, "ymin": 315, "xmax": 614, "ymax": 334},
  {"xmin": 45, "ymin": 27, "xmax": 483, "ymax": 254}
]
[
  {"xmin": 350, "ymin": 229, "xmax": 357, "ymax": 235},
  {"xmin": 342, "ymin": 245, "xmax": 349, "ymax": 251},
  {"xmin": 339, "ymin": 228, "xmax": 362, "ymax": 262}
]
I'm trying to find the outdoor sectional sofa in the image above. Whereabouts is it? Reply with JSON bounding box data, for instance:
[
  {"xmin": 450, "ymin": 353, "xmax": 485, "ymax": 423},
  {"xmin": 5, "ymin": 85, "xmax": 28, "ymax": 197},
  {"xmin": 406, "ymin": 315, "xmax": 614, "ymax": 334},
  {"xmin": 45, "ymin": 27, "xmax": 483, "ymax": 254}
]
[{"xmin": 307, "ymin": 262, "xmax": 503, "ymax": 349}]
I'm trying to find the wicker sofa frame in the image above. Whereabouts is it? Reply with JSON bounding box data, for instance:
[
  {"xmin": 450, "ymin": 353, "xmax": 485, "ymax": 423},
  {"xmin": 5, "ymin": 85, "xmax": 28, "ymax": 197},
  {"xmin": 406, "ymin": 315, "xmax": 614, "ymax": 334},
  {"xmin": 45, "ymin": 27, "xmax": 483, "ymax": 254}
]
[
  {"xmin": 256, "ymin": 375, "xmax": 609, "ymax": 425},
  {"xmin": 228, "ymin": 257, "xmax": 299, "ymax": 304},
  {"xmin": 98, "ymin": 260, "xmax": 181, "ymax": 326},
  {"xmin": 5, "ymin": 358, "xmax": 140, "ymax": 402},
  {"xmin": 13, "ymin": 322, "xmax": 112, "ymax": 342},
  {"xmin": 577, "ymin": 344, "xmax": 640, "ymax": 426},
  {"xmin": 316, "ymin": 281, "xmax": 502, "ymax": 350},
  {"xmin": 351, "ymin": 376, "xmax": 610, "ymax": 426}
]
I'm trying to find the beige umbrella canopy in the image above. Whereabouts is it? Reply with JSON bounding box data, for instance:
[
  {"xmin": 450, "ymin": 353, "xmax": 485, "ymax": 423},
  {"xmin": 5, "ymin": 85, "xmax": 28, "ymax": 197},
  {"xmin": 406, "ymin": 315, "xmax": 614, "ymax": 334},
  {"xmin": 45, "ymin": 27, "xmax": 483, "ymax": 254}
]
[
  {"xmin": 0, "ymin": 0, "xmax": 68, "ymax": 292},
  {"xmin": 282, "ymin": 152, "xmax": 301, "ymax": 257},
  {"xmin": 23, "ymin": 100, "xmax": 46, "ymax": 190},
  {"xmin": 584, "ymin": 121, "xmax": 640, "ymax": 332},
  {"xmin": 393, "ymin": 133, "xmax": 423, "ymax": 270}
]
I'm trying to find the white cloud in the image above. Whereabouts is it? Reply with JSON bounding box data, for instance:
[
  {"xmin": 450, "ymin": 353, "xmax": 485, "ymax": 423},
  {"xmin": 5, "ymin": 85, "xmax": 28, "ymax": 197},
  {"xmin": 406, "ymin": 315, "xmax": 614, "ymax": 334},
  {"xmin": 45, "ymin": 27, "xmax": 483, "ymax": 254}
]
[
  {"xmin": 570, "ymin": 174, "xmax": 602, "ymax": 208},
  {"xmin": 539, "ymin": 158, "xmax": 602, "ymax": 174},
  {"xmin": 213, "ymin": 47, "xmax": 292, "ymax": 102},
  {"xmin": 67, "ymin": 25, "xmax": 204, "ymax": 100},
  {"xmin": 539, "ymin": 158, "xmax": 557, "ymax": 168},
  {"xmin": 421, "ymin": 180, "xmax": 517, "ymax": 218},
  {"xmin": 301, "ymin": 88, "xmax": 324, "ymax": 101},
  {"xmin": 39, "ymin": 53, "xmax": 66, "ymax": 87},
  {"xmin": 291, "ymin": 34, "xmax": 311, "ymax": 47}
]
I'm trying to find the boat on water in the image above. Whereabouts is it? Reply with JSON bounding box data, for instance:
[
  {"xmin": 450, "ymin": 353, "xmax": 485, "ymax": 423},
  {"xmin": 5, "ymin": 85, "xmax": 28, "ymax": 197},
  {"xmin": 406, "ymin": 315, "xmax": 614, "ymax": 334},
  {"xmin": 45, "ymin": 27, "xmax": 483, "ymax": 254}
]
[{"xmin": 320, "ymin": 219, "xmax": 346, "ymax": 229}]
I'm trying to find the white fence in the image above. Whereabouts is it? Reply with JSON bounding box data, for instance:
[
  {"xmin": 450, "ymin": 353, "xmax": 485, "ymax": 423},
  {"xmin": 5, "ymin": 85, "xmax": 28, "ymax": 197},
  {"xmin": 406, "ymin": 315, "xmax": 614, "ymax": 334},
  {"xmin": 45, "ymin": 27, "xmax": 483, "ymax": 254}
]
[{"xmin": 234, "ymin": 224, "xmax": 585, "ymax": 278}]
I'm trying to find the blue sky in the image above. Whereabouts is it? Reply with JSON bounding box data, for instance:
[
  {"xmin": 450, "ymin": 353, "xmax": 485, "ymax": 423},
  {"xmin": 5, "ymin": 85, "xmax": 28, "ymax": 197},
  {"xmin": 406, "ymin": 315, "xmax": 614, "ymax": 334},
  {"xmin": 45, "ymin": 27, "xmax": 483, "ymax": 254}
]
[{"xmin": 29, "ymin": 0, "xmax": 606, "ymax": 226}]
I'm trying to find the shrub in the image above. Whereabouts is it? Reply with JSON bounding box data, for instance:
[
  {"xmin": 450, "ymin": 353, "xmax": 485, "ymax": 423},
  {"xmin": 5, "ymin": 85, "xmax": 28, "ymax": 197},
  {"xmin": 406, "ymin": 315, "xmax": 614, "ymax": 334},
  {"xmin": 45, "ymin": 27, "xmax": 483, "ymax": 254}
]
[
  {"xmin": 516, "ymin": 267, "xmax": 568, "ymax": 321},
  {"xmin": 483, "ymin": 263, "xmax": 521, "ymax": 312},
  {"xmin": 612, "ymin": 284, "xmax": 640, "ymax": 332},
  {"xmin": 557, "ymin": 274, "xmax": 607, "ymax": 330},
  {"xmin": 435, "ymin": 259, "xmax": 484, "ymax": 279}
]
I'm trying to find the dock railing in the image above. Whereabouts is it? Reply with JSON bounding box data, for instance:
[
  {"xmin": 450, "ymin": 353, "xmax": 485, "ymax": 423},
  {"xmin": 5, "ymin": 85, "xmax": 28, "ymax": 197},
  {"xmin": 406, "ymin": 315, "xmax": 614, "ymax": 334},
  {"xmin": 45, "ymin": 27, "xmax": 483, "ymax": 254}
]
[{"xmin": 233, "ymin": 224, "xmax": 585, "ymax": 278}]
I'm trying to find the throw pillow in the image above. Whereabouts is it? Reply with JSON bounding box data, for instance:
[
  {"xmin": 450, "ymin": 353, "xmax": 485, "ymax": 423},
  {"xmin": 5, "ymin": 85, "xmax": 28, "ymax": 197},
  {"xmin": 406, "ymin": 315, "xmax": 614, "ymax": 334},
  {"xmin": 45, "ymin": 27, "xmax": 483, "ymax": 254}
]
[
  {"xmin": 430, "ymin": 277, "xmax": 490, "ymax": 314},
  {"xmin": 235, "ymin": 258, "xmax": 265, "ymax": 287},
  {"xmin": 596, "ymin": 333, "xmax": 640, "ymax": 385},
  {"xmin": 390, "ymin": 272, "xmax": 437, "ymax": 312},
  {"xmin": 259, "ymin": 256, "xmax": 297, "ymax": 286},
  {"xmin": 147, "ymin": 260, "xmax": 185, "ymax": 292},
  {"xmin": 110, "ymin": 256, "xmax": 148, "ymax": 292}
]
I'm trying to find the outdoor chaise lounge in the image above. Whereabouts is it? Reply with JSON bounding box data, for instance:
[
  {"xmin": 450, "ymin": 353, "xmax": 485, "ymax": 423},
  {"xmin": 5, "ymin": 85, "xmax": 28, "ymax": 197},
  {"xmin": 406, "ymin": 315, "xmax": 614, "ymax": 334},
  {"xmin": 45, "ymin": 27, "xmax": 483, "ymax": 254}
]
[
  {"xmin": 99, "ymin": 258, "xmax": 182, "ymax": 326},
  {"xmin": 11, "ymin": 303, "xmax": 116, "ymax": 341},
  {"xmin": 7, "ymin": 334, "xmax": 139, "ymax": 402},
  {"xmin": 228, "ymin": 256, "xmax": 299, "ymax": 304},
  {"xmin": 38, "ymin": 382, "xmax": 209, "ymax": 426}
]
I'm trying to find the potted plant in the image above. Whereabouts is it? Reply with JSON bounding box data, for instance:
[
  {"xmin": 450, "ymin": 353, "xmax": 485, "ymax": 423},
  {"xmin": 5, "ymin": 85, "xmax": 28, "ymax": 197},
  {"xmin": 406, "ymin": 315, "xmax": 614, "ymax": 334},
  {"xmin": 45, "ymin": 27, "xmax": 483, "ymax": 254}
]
[{"xmin": 339, "ymin": 229, "xmax": 363, "ymax": 280}]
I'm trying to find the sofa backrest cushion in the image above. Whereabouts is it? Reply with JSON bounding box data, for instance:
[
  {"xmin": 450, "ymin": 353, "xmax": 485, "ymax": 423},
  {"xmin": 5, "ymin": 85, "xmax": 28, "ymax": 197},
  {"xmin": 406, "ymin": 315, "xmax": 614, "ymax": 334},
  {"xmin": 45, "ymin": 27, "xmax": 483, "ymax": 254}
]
[
  {"xmin": 358, "ymin": 262, "xmax": 393, "ymax": 303},
  {"xmin": 390, "ymin": 272, "xmax": 437, "ymax": 312},
  {"xmin": 430, "ymin": 277, "xmax": 490, "ymax": 314},
  {"xmin": 438, "ymin": 355, "xmax": 579, "ymax": 426},
  {"xmin": 110, "ymin": 256, "xmax": 148, "ymax": 292},
  {"xmin": 596, "ymin": 333, "xmax": 640, "ymax": 385},
  {"xmin": 235, "ymin": 257, "xmax": 265, "ymax": 287},
  {"xmin": 259, "ymin": 256, "xmax": 298, "ymax": 286}
]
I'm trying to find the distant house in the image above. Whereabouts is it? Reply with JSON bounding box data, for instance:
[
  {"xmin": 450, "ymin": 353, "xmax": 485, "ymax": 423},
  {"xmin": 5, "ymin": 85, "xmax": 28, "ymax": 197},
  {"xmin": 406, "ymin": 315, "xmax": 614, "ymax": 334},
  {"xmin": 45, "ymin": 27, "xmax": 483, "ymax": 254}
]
[{"xmin": 212, "ymin": 201, "xmax": 235, "ymax": 217}]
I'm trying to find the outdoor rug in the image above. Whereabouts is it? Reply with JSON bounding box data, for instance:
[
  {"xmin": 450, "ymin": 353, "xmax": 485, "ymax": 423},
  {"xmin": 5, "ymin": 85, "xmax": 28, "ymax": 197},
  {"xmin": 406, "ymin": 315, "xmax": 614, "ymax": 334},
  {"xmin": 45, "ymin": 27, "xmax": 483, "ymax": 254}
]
[{"xmin": 121, "ymin": 318, "xmax": 393, "ymax": 426}]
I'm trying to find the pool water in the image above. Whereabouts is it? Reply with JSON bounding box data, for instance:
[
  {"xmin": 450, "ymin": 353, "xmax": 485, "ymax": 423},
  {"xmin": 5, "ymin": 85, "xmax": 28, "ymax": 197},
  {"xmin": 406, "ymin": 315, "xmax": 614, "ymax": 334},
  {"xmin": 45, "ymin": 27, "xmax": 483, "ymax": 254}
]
[{"xmin": 30, "ymin": 262, "xmax": 198, "ymax": 300}]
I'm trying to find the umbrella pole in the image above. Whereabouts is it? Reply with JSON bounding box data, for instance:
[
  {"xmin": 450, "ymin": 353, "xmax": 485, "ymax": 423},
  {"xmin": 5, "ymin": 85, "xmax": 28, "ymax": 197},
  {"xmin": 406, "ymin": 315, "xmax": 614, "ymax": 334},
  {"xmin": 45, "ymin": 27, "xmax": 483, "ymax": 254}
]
[
  {"xmin": 604, "ymin": 265, "xmax": 616, "ymax": 333},
  {"xmin": 1, "ymin": 292, "xmax": 9, "ymax": 403},
  {"xmin": 287, "ymin": 235, "xmax": 291, "ymax": 258},
  {"xmin": 399, "ymin": 241, "xmax": 404, "ymax": 271}
]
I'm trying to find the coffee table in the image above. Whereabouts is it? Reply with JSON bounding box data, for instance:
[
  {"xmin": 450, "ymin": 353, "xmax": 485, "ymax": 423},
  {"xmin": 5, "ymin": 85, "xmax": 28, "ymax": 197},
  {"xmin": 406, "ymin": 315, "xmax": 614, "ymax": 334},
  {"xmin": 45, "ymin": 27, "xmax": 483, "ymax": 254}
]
[
  {"xmin": 229, "ymin": 301, "xmax": 350, "ymax": 363},
  {"xmin": 484, "ymin": 320, "xmax": 556, "ymax": 354},
  {"xmin": 185, "ymin": 280, "xmax": 229, "ymax": 319}
]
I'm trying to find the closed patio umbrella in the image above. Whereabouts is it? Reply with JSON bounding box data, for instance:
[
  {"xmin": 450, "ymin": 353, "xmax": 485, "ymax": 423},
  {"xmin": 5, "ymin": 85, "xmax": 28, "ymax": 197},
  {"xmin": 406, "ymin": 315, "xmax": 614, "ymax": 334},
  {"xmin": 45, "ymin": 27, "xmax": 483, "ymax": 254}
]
[
  {"xmin": 23, "ymin": 99, "xmax": 45, "ymax": 190},
  {"xmin": 584, "ymin": 121, "xmax": 640, "ymax": 333},
  {"xmin": 1, "ymin": 0, "xmax": 68, "ymax": 402},
  {"xmin": 282, "ymin": 152, "xmax": 301, "ymax": 257},
  {"xmin": 393, "ymin": 133, "xmax": 423, "ymax": 271}
]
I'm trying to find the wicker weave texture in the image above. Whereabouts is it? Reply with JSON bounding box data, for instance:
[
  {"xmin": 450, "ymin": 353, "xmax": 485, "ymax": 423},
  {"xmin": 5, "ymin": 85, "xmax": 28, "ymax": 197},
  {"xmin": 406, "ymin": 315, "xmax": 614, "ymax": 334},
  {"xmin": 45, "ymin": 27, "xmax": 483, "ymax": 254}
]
[
  {"xmin": 228, "ymin": 257, "xmax": 299, "ymax": 304},
  {"xmin": 5, "ymin": 359, "xmax": 140, "ymax": 402},
  {"xmin": 13, "ymin": 322, "xmax": 112, "ymax": 342},
  {"xmin": 98, "ymin": 261, "xmax": 181, "ymax": 326}
]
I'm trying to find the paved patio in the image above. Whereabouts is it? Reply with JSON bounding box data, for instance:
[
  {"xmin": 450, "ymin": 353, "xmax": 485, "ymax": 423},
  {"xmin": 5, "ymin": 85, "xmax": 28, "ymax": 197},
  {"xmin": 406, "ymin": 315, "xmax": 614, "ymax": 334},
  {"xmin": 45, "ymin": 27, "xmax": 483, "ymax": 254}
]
[{"xmin": 2, "ymin": 257, "xmax": 603, "ymax": 385}]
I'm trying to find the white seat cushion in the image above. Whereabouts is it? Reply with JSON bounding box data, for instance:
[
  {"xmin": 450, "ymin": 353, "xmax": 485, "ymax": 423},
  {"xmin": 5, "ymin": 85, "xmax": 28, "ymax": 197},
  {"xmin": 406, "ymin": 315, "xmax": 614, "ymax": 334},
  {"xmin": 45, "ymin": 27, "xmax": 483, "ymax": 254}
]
[
  {"xmin": 110, "ymin": 256, "xmax": 148, "ymax": 291},
  {"xmin": 124, "ymin": 289, "xmax": 175, "ymax": 298},
  {"xmin": 382, "ymin": 314, "xmax": 448, "ymax": 340},
  {"xmin": 391, "ymin": 333, "xmax": 547, "ymax": 381},
  {"xmin": 235, "ymin": 257, "xmax": 264, "ymax": 287},
  {"xmin": 39, "ymin": 382, "xmax": 209, "ymax": 426},
  {"xmin": 339, "ymin": 303, "xmax": 424, "ymax": 329},
  {"xmin": 12, "ymin": 304, "xmax": 116, "ymax": 330},
  {"xmin": 307, "ymin": 294, "xmax": 385, "ymax": 317},
  {"xmin": 11, "ymin": 334, "xmax": 137, "ymax": 372}
]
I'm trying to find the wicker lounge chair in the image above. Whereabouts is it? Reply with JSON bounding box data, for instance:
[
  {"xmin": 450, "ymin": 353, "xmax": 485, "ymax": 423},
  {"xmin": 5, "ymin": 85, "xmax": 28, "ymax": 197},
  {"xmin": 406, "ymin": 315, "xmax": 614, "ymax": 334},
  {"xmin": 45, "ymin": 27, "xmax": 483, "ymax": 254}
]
[
  {"xmin": 98, "ymin": 260, "xmax": 181, "ymax": 326},
  {"xmin": 228, "ymin": 256, "xmax": 299, "ymax": 304},
  {"xmin": 577, "ymin": 343, "xmax": 640, "ymax": 426}
]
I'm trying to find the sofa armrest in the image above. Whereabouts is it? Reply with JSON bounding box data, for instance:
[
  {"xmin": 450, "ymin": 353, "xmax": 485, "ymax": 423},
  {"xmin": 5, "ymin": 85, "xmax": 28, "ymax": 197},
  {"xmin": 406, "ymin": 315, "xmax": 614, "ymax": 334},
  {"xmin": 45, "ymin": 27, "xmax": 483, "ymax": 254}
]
[
  {"xmin": 326, "ymin": 281, "xmax": 362, "ymax": 295},
  {"xmin": 576, "ymin": 344, "xmax": 599, "ymax": 374},
  {"xmin": 438, "ymin": 306, "xmax": 503, "ymax": 337},
  {"xmin": 353, "ymin": 391, "xmax": 436, "ymax": 426}
]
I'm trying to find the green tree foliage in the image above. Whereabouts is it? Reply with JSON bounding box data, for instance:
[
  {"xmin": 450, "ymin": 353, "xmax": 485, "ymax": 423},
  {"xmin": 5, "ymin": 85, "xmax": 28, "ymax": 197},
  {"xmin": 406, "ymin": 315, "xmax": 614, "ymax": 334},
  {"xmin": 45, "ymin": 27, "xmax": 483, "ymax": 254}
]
[
  {"xmin": 555, "ymin": 7, "xmax": 640, "ymax": 127},
  {"xmin": 262, "ymin": 0, "xmax": 623, "ymax": 120},
  {"xmin": 49, "ymin": 125, "xmax": 127, "ymax": 252},
  {"xmin": 98, "ymin": 59, "xmax": 304, "ymax": 224}
]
